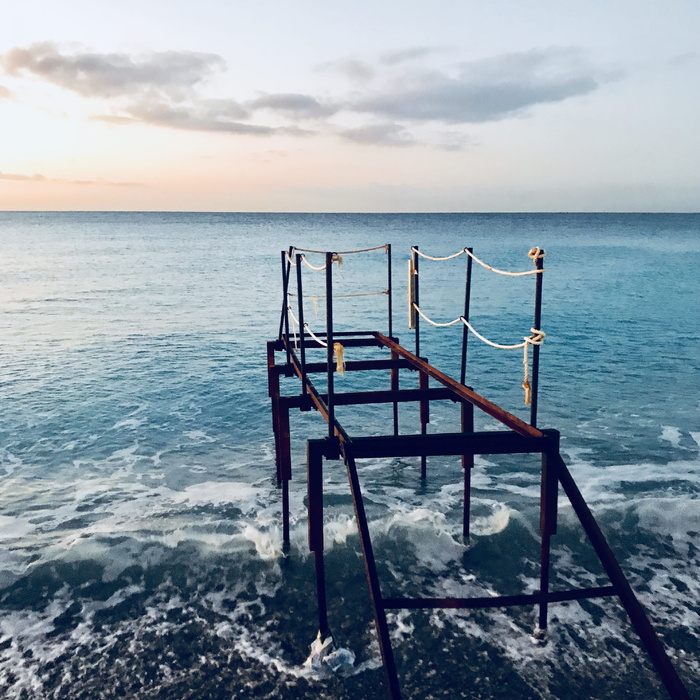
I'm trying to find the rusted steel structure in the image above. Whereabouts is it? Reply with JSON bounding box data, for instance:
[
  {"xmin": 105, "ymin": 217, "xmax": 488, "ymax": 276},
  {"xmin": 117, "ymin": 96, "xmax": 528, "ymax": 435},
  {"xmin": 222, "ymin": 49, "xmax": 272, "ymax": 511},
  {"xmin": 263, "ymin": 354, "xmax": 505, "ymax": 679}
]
[{"xmin": 266, "ymin": 245, "xmax": 690, "ymax": 700}]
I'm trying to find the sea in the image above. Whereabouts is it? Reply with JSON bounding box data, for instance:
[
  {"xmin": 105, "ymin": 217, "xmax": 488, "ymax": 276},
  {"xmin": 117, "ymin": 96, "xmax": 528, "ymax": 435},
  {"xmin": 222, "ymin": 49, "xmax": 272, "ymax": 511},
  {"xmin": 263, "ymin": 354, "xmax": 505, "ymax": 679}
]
[{"xmin": 0, "ymin": 212, "xmax": 697, "ymax": 699}]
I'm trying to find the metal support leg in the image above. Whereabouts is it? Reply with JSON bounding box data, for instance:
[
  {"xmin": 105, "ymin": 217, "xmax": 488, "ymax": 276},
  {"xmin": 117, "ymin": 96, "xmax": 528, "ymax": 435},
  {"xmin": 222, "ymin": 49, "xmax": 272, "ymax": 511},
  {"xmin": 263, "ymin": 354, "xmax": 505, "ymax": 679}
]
[
  {"xmin": 308, "ymin": 440, "xmax": 329, "ymax": 638},
  {"xmin": 343, "ymin": 446, "xmax": 402, "ymax": 699},
  {"xmin": 267, "ymin": 342, "xmax": 282, "ymax": 487},
  {"xmin": 278, "ymin": 402, "xmax": 292, "ymax": 551},
  {"xmin": 419, "ymin": 371, "xmax": 429, "ymax": 479},
  {"xmin": 390, "ymin": 350, "xmax": 399, "ymax": 435},
  {"xmin": 537, "ymin": 443, "xmax": 559, "ymax": 636},
  {"xmin": 461, "ymin": 402, "xmax": 474, "ymax": 539}
]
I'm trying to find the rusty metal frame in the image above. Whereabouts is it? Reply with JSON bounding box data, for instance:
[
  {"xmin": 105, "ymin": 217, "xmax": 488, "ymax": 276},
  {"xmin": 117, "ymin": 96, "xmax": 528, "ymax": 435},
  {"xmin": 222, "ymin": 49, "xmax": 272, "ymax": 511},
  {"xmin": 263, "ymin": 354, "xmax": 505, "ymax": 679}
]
[{"xmin": 267, "ymin": 247, "xmax": 690, "ymax": 700}]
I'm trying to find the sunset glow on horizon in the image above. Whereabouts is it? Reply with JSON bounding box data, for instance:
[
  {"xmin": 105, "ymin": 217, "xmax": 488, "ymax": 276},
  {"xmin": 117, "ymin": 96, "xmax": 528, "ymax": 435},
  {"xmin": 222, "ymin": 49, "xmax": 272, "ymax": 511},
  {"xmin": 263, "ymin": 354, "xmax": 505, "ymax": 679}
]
[{"xmin": 2, "ymin": 1, "xmax": 699, "ymax": 212}]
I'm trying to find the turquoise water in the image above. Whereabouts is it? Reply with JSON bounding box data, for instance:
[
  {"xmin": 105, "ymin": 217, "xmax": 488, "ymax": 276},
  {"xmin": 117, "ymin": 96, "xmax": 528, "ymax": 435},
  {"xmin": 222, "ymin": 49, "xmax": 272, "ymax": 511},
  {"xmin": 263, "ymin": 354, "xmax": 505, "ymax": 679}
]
[{"xmin": 0, "ymin": 212, "xmax": 698, "ymax": 698}]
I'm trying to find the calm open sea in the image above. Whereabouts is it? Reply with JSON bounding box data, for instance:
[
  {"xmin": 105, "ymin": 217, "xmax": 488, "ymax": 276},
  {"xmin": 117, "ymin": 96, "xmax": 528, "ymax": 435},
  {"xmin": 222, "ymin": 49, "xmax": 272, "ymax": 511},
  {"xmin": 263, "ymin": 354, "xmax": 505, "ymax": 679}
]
[{"xmin": 0, "ymin": 212, "xmax": 698, "ymax": 699}]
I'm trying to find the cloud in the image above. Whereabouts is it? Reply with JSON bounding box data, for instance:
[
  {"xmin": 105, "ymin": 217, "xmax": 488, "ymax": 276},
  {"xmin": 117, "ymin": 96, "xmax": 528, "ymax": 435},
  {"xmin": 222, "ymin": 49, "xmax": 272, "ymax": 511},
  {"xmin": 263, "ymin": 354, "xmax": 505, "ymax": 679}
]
[
  {"xmin": 0, "ymin": 84, "xmax": 11, "ymax": 99},
  {"xmin": 2, "ymin": 42, "xmax": 223, "ymax": 99},
  {"xmin": 351, "ymin": 48, "xmax": 603, "ymax": 123},
  {"xmin": 339, "ymin": 122, "xmax": 414, "ymax": 147},
  {"xmin": 248, "ymin": 93, "xmax": 336, "ymax": 119},
  {"xmin": 0, "ymin": 170, "xmax": 140, "ymax": 186},
  {"xmin": 317, "ymin": 57, "xmax": 376, "ymax": 83},
  {"xmin": 122, "ymin": 96, "xmax": 265, "ymax": 133},
  {"xmin": 379, "ymin": 47, "xmax": 438, "ymax": 65},
  {"xmin": 0, "ymin": 43, "xmax": 611, "ymax": 148}
]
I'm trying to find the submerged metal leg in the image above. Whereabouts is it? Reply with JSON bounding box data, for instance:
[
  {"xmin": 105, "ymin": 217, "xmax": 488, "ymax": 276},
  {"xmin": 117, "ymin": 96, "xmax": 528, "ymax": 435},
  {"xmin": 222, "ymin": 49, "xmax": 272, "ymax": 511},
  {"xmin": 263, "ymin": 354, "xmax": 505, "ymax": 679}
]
[
  {"xmin": 461, "ymin": 402, "xmax": 474, "ymax": 539},
  {"xmin": 308, "ymin": 441, "xmax": 329, "ymax": 638},
  {"xmin": 390, "ymin": 350, "xmax": 399, "ymax": 435},
  {"xmin": 537, "ymin": 446, "xmax": 558, "ymax": 637},
  {"xmin": 343, "ymin": 446, "xmax": 402, "ymax": 699},
  {"xmin": 419, "ymin": 371, "xmax": 428, "ymax": 479},
  {"xmin": 278, "ymin": 403, "xmax": 292, "ymax": 550},
  {"xmin": 267, "ymin": 342, "xmax": 282, "ymax": 487}
]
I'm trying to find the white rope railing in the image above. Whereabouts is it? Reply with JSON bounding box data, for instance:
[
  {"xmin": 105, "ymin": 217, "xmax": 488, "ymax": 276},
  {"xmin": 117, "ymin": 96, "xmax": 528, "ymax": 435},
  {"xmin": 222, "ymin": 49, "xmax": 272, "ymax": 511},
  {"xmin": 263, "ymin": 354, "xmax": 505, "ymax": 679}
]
[
  {"xmin": 286, "ymin": 302, "xmax": 300, "ymax": 349},
  {"xmin": 304, "ymin": 324, "xmax": 328, "ymax": 348},
  {"xmin": 287, "ymin": 298, "xmax": 347, "ymax": 373},
  {"xmin": 285, "ymin": 253, "xmax": 341, "ymax": 271},
  {"xmin": 412, "ymin": 303, "xmax": 545, "ymax": 404},
  {"xmin": 411, "ymin": 246, "xmax": 545, "ymax": 276},
  {"xmin": 294, "ymin": 244, "xmax": 388, "ymax": 255},
  {"xmin": 286, "ymin": 244, "xmax": 389, "ymax": 270}
]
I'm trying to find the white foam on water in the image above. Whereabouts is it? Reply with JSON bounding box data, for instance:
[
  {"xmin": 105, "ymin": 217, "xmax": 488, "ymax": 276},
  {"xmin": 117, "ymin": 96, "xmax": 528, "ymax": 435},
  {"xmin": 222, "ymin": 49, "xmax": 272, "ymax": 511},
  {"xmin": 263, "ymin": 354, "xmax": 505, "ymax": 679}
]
[
  {"xmin": 660, "ymin": 425, "xmax": 683, "ymax": 448},
  {"xmin": 0, "ymin": 514, "xmax": 37, "ymax": 540},
  {"xmin": 242, "ymin": 524, "xmax": 284, "ymax": 561},
  {"xmin": 323, "ymin": 515, "xmax": 358, "ymax": 546},
  {"xmin": 371, "ymin": 507, "xmax": 469, "ymax": 571},
  {"xmin": 634, "ymin": 497, "xmax": 700, "ymax": 546},
  {"xmin": 691, "ymin": 432, "xmax": 700, "ymax": 448},
  {"xmin": 470, "ymin": 503, "xmax": 512, "ymax": 536},
  {"xmin": 169, "ymin": 481, "xmax": 266, "ymax": 507},
  {"xmin": 561, "ymin": 456, "xmax": 700, "ymax": 505},
  {"xmin": 183, "ymin": 430, "xmax": 216, "ymax": 443}
]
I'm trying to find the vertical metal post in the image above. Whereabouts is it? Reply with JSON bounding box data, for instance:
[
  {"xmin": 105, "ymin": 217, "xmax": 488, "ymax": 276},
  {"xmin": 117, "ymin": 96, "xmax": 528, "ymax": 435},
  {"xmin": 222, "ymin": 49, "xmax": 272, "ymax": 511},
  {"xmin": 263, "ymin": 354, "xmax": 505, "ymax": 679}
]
[
  {"xmin": 387, "ymin": 245, "xmax": 399, "ymax": 433},
  {"xmin": 278, "ymin": 402, "xmax": 292, "ymax": 550},
  {"xmin": 296, "ymin": 253, "xmax": 307, "ymax": 394},
  {"xmin": 387, "ymin": 244, "xmax": 393, "ymax": 338},
  {"xmin": 279, "ymin": 249, "xmax": 291, "ymax": 338},
  {"xmin": 267, "ymin": 342, "xmax": 282, "ymax": 487},
  {"xmin": 530, "ymin": 250, "xmax": 544, "ymax": 427},
  {"xmin": 419, "ymin": 371, "xmax": 428, "ymax": 479},
  {"xmin": 537, "ymin": 434, "xmax": 559, "ymax": 635},
  {"xmin": 461, "ymin": 401, "xmax": 474, "ymax": 539},
  {"xmin": 413, "ymin": 247, "xmax": 426, "ymax": 477},
  {"xmin": 308, "ymin": 441, "xmax": 329, "ymax": 639},
  {"xmin": 460, "ymin": 248, "xmax": 473, "ymax": 386},
  {"xmin": 413, "ymin": 246, "xmax": 420, "ymax": 357},
  {"xmin": 325, "ymin": 252, "xmax": 335, "ymax": 439},
  {"xmin": 282, "ymin": 247, "xmax": 293, "ymax": 364},
  {"xmin": 390, "ymin": 350, "xmax": 399, "ymax": 435}
]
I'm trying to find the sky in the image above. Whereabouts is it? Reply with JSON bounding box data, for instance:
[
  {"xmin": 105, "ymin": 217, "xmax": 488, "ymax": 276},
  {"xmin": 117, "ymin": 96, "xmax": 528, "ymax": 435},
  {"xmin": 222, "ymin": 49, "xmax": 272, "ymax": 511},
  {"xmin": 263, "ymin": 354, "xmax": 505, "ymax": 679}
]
[{"xmin": 0, "ymin": 0, "xmax": 699, "ymax": 212}]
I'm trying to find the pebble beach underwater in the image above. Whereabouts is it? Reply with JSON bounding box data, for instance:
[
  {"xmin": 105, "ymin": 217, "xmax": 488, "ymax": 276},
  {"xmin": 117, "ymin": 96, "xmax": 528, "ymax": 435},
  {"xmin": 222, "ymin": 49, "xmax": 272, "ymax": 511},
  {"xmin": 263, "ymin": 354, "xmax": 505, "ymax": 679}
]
[{"xmin": 0, "ymin": 211, "xmax": 698, "ymax": 699}]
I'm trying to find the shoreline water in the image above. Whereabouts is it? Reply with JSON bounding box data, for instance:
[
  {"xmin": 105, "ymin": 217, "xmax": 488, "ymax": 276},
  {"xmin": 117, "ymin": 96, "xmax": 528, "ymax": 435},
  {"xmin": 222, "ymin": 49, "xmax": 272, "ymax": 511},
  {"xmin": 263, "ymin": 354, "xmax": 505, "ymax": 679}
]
[{"xmin": 0, "ymin": 211, "xmax": 697, "ymax": 698}]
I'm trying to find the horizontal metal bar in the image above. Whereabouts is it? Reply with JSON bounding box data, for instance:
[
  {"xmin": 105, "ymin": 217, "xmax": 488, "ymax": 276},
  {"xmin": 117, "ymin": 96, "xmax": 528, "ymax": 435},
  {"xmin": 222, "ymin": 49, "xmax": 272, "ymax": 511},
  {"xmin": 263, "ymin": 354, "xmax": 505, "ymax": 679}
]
[
  {"xmin": 350, "ymin": 429, "xmax": 557, "ymax": 458},
  {"xmin": 331, "ymin": 387, "xmax": 457, "ymax": 406},
  {"xmin": 302, "ymin": 358, "xmax": 414, "ymax": 373},
  {"xmin": 383, "ymin": 586, "xmax": 616, "ymax": 610},
  {"xmin": 375, "ymin": 332, "xmax": 543, "ymax": 438},
  {"xmin": 267, "ymin": 358, "xmax": 415, "ymax": 380},
  {"xmin": 279, "ymin": 387, "xmax": 457, "ymax": 410},
  {"xmin": 298, "ymin": 330, "xmax": 394, "ymax": 338},
  {"xmin": 295, "ymin": 337, "xmax": 388, "ymax": 349}
]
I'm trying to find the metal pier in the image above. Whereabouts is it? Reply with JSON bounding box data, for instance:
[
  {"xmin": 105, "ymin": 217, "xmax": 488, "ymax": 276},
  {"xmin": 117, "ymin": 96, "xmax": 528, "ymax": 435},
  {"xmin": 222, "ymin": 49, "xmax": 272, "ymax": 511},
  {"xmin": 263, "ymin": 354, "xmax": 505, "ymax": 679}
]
[{"xmin": 267, "ymin": 245, "xmax": 690, "ymax": 700}]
